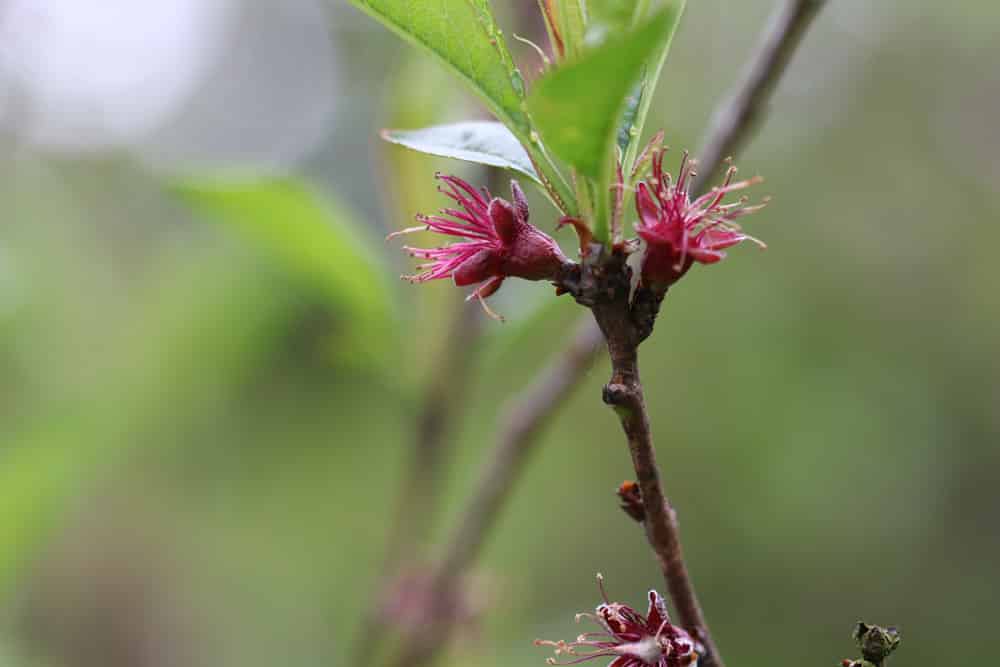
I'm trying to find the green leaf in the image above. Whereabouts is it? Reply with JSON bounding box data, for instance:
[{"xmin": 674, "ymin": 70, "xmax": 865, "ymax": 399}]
[
  {"xmin": 617, "ymin": 80, "xmax": 644, "ymax": 151},
  {"xmin": 621, "ymin": 0, "xmax": 686, "ymax": 174},
  {"xmin": 349, "ymin": 0, "xmax": 528, "ymax": 135},
  {"xmin": 561, "ymin": 0, "xmax": 587, "ymax": 57},
  {"xmin": 527, "ymin": 9, "xmax": 680, "ymax": 241},
  {"xmin": 174, "ymin": 178, "xmax": 396, "ymax": 372},
  {"xmin": 0, "ymin": 419, "xmax": 94, "ymax": 595},
  {"xmin": 381, "ymin": 122, "xmax": 540, "ymax": 183},
  {"xmin": 349, "ymin": 0, "xmax": 577, "ymax": 216},
  {"xmin": 526, "ymin": 10, "xmax": 677, "ymax": 182},
  {"xmin": 586, "ymin": 0, "xmax": 637, "ymax": 42}
]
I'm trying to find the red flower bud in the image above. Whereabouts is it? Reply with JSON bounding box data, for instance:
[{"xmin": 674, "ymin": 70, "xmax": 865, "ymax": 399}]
[
  {"xmin": 389, "ymin": 174, "xmax": 570, "ymax": 319},
  {"xmin": 635, "ymin": 148, "xmax": 768, "ymax": 290}
]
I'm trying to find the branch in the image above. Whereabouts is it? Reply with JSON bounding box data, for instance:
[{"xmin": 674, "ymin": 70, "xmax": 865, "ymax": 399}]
[
  {"xmin": 390, "ymin": 317, "xmax": 604, "ymax": 667},
  {"xmin": 351, "ymin": 299, "xmax": 481, "ymax": 665},
  {"xmin": 597, "ymin": 3, "xmax": 827, "ymax": 666},
  {"xmin": 693, "ymin": 0, "xmax": 827, "ymax": 194},
  {"xmin": 385, "ymin": 300, "xmax": 482, "ymax": 567},
  {"xmin": 384, "ymin": 2, "xmax": 827, "ymax": 665},
  {"xmin": 599, "ymin": 334, "xmax": 722, "ymax": 666}
]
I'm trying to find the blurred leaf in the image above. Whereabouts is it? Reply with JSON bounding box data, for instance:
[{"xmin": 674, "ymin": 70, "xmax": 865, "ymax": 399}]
[
  {"xmin": 174, "ymin": 178, "xmax": 396, "ymax": 372},
  {"xmin": 0, "ymin": 420, "xmax": 91, "ymax": 595},
  {"xmin": 348, "ymin": 0, "xmax": 529, "ymax": 135},
  {"xmin": 526, "ymin": 9, "xmax": 678, "ymax": 181},
  {"xmin": 620, "ymin": 0, "xmax": 685, "ymax": 172},
  {"xmin": 559, "ymin": 0, "xmax": 587, "ymax": 58},
  {"xmin": 586, "ymin": 0, "xmax": 638, "ymax": 41},
  {"xmin": 617, "ymin": 81, "xmax": 644, "ymax": 151},
  {"xmin": 381, "ymin": 122, "xmax": 541, "ymax": 183}
]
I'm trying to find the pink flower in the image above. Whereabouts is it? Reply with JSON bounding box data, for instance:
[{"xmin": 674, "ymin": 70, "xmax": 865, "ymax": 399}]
[
  {"xmin": 535, "ymin": 575, "xmax": 702, "ymax": 667},
  {"xmin": 635, "ymin": 150, "xmax": 767, "ymax": 289},
  {"xmin": 390, "ymin": 174, "xmax": 570, "ymax": 319}
]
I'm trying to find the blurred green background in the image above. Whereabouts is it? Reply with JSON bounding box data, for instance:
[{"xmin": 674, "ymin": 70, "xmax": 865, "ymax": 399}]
[{"xmin": 1, "ymin": 1, "xmax": 998, "ymax": 666}]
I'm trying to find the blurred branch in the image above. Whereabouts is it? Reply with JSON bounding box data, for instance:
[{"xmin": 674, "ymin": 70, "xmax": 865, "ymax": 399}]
[
  {"xmin": 383, "ymin": 2, "xmax": 827, "ymax": 665},
  {"xmin": 390, "ymin": 317, "xmax": 604, "ymax": 667},
  {"xmin": 352, "ymin": 298, "xmax": 481, "ymax": 664},
  {"xmin": 692, "ymin": 0, "xmax": 827, "ymax": 193},
  {"xmin": 384, "ymin": 300, "xmax": 482, "ymax": 568}
]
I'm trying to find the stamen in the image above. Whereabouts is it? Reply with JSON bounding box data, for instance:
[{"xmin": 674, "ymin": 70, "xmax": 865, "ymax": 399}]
[
  {"xmin": 512, "ymin": 33, "xmax": 551, "ymax": 70},
  {"xmin": 596, "ymin": 573, "xmax": 610, "ymax": 604},
  {"xmin": 467, "ymin": 289, "xmax": 505, "ymax": 322},
  {"xmin": 676, "ymin": 150, "xmax": 691, "ymax": 192},
  {"xmin": 386, "ymin": 224, "xmax": 429, "ymax": 240}
]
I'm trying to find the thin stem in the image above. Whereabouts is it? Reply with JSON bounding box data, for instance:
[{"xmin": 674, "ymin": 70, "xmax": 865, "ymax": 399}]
[
  {"xmin": 600, "ymin": 340, "xmax": 721, "ymax": 666},
  {"xmin": 693, "ymin": 0, "xmax": 827, "ymax": 194},
  {"xmin": 390, "ymin": 318, "xmax": 605, "ymax": 667},
  {"xmin": 351, "ymin": 299, "xmax": 481, "ymax": 664}
]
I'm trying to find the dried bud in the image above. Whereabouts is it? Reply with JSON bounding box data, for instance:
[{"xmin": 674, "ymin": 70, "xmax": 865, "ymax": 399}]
[
  {"xmin": 853, "ymin": 622, "xmax": 900, "ymax": 664},
  {"xmin": 617, "ymin": 480, "xmax": 645, "ymax": 522}
]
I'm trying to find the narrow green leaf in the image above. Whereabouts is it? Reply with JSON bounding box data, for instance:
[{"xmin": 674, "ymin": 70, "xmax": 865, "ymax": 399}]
[
  {"xmin": 381, "ymin": 122, "xmax": 541, "ymax": 183},
  {"xmin": 586, "ymin": 0, "xmax": 637, "ymax": 43},
  {"xmin": 617, "ymin": 80, "xmax": 644, "ymax": 151},
  {"xmin": 561, "ymin": 0, "xmax": 587, "ymax": 57},
  {"xmin": 621, "ymin": 0, "xmax": 686, "ymax": 174},
  {"xmin": 526, "ymin": 10, "xmax": 676, "ymax": 182},
  {"xmin": 174, "ymin": 179, "xmax": 396, "ymax": 371},
  {"xmin": 348, "ymin": 0, "xmax": 528, "ymax": 135}
]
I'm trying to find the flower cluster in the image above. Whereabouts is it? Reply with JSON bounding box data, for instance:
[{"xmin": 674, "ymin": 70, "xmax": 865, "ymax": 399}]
[
  {"xmin": 389, "ymin": 173, "xmax": 569, "ymax": 319},
  {"xmin": 635, "ymin": 149, "xmax": 767, "ymax": 289},
  {"xmin": 535, "ymin": 575, "xmax": 702, "ymax": 667},
  {"xmin": 390, "ymin": 139, "xmax": 768, "ymax": 318}
]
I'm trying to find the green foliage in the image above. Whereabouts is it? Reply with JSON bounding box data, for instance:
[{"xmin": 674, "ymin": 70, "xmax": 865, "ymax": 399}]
[
  {"xmin": 526, "ymin": 10, "xmax": 679, "ymax": 179},
  {"xmin": 351, "ymin": 0, "xmax": 577, "ymax": 215},
  {"xmin": 174, "ymin": 178, "xmax": 396, "ymax": 372},
  {"xmin": 348, "ymin": 0, "xmax": 528, "ymax": 135},
  {"xmin": 526, "ymin": 9, "xmax": 681, "ymax": 240},
  {"xmin": 381, "ymin": 122, "xmax": 541, "ymax": 183},
  {"xmin": 0, "ymin": 419, "xmax": 90, "ymax": 594},
  {"xmin": 620, "ymin": 0, "xmax": 685, "ymax": 172},
  {"xmin": 560, "ymin": 0, "xmax": 587, "ymax": 58},
  {"xmin": 587, "ymin": 0, "xmax": 641, "ymax": 41}
]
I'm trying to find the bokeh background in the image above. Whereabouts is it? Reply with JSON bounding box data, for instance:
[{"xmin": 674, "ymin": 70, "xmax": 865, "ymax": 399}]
[{"xmin": 2, "ymin": 0, "xmax": 998, "ymax": 666}]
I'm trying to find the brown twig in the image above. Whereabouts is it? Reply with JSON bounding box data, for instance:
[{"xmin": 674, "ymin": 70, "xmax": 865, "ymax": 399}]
[
  {"xmin": 386, "ymin": 1, "xmax": 827, "ymax": 665},
  {"xmin": 693, "ymin": 0, "xmax": 827, "ymax": 194},
  {"xmin": 390, "ymin": 317, "xmax": 604, "ymax": 667},
  {"xmin": 598, "ymin": 327, "xmax": 722, "ymax": 666}
]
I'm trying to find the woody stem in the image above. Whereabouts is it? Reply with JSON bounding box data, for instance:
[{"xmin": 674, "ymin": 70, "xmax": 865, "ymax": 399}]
[{"xmin": 590, "ymin": 291, "xmax": 723, "ymax": 667}]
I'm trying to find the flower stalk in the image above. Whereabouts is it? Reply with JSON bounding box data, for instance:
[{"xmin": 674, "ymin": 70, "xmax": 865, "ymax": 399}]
[{"xmin": 598, "ymin": 333, "xmax": 722, "ymax": 667}]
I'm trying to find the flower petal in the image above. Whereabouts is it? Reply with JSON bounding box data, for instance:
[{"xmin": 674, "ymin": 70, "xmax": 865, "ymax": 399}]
[
  {"xmin": 510, "ymin": 179, "xmax": 530, "ymax": 223},
  {"xmin": 453, "ymin": 248, "xmax": 500, "ymax": 286},
  {"xmin": 635, "ymin": 182, "xmax": 661, "ymax": 230},
  {"xmin": 489, "ymin": 197, "xmax": 518, "ymax": 245}
]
